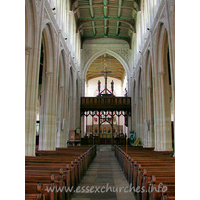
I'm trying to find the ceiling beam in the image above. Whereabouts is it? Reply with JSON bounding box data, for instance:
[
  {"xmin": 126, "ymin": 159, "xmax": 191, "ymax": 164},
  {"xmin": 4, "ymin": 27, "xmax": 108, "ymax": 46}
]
[
  {"xmin": 89, "ymin": 0, "xmax": 96, "ymax": 36},
  {"xmin": 104, "ymin": 0, "xmax": 108, "ymax": 35},
  {"xmin": 73, "ymin": 4, "xmax": 137, "ymax": 13},
  {"xmin": 82, "ymin": 34, "xmax": 130, "ymax": 38},
  {"xmin": 79, "ymin": 16, "xmax": 134, "ymax": 22},
  {"xmin": 104, "ymin": 19, "xmax": 107, "ymax": 35},
  {"xmin": 80, "ymin": 25, "xmax": 133, "ymax": 33},
  {"xmin": 104, "ymin": 0, "xmax": 108, "ymax": 16},
  {"xmin": 77, "ymin": 18, "xmax": 135, "ymax": 33},
  {"xmin": 117, "ymin": 0, "xmax": 122, "ymax": 17},
  {"xmin": 116, "ymin": 0, "xmax": 122, "ymax": 36}
]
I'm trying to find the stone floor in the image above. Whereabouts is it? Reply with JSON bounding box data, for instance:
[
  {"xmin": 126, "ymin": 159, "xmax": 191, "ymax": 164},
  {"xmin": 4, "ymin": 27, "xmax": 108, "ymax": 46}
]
[{"xmin": 71, "ymin": 147, "xmax": 136, "ymax": 200}]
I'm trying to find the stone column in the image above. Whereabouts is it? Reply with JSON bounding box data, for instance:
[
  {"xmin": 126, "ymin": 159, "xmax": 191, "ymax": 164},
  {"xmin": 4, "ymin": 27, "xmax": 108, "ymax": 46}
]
[
  {"xmin": 159, "ymin": 72, "xmax": 173, "ymax": 151},
  {"xmin": 25, "ymin": 46, "xmax": 36, "ymax": 156},
  {"xmin": 142, "ymin": 86, "xmax": 148, "ymax": 147},
  {"xmin": 39, "ymin": 71, "xmax": 57, "ymax": 151},
  {"xmin": 81, "ymin": 115, "xmax": 85, "ymax": 138},
  {"xmin": 75, "ymin": 79, "xmax": 81, "ymax": 130},
  {"xmin": 43, "ymin": 71, "xmax": 55, "ymax": 150},
  {"xmin": 136, "ymin": 96, "xmax": 143, "ymax": 141},
  {"xmin": 56, "ymin": 86, "xmax": 64, "ymax": 147},
  {"xmin": 82, "ymin": 78, "xmax": 86, "ymax": 97},
  {"xmin": 147, "ymin": 86, "xmax": 154, "ymax": 147},
  {"xmin": 72, "ymin": 71, "xmax": 76, "ymax": 130}
]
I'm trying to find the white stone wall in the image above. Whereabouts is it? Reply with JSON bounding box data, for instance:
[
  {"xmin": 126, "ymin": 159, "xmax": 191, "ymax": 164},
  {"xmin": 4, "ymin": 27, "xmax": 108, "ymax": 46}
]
[
  {"xmin": 25, "ymin": 0, "xmax": 175, "ymax": 155},
  {"xmin": 130, "ymin": 0, "xmax": 175, "ymax": 151},
  {"xmin": 25, "ymin": 0, "xmax": 81, "ymax": 155}
]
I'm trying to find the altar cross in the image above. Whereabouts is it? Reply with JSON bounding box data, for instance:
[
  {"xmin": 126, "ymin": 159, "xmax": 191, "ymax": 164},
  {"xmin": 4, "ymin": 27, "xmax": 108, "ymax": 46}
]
[{"xmin": 101, "ymin": 64, "xmax": 111, "ymax": 94}]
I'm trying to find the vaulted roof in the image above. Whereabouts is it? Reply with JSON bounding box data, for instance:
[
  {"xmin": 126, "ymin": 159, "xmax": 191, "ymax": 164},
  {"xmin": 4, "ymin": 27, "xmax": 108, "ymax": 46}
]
[
  {"xmin": 70, "ymin": 0, "xmax": 141, "ymax": 48},
  {"xmin": 86, "ymin": 53, "xmax": 125, "ymax": 82}
]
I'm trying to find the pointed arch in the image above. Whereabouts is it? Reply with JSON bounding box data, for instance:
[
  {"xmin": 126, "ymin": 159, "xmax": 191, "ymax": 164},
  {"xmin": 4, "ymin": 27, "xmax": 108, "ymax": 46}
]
[
  {"xmin": 25, "ymin": 0, "xmax": 39, "ymax": 156},
  {"xmin": 25, "ymin": 0, "xmax": 37, "ymax": 49},
  {"xmin": 82, "ymin": 49, "xmax": 130, "ymax": 97},
  {"xmin": 56, "ymin": 50, "xmax": 66, "ymax": 147},
  {"xmin": 38, "ymin": 22, "xmax": 58, "ymax": 151},
  {"xmin": 42, "ymin": 23, "xmax": 56, "ymax": 73},
  {"xmin": 82, "ymin": 49, "xmax": 130, "ymax": 80},
  {"xmin": 153, "ymin": 22, "xmax": 173, "ymax": 151},
  {"xmin": 143, "ymin": 50, "xmax": 155, "ymax": 147}
]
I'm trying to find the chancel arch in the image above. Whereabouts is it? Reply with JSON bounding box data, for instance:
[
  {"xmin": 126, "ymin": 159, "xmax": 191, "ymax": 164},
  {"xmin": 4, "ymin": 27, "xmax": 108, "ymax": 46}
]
[{"xmin": 82, "ymin": 49, "xmax": 130, "ymax": 96}]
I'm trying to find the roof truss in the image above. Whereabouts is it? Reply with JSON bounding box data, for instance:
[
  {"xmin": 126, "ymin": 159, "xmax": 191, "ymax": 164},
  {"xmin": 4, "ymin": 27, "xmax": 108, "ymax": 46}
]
[{"xmin": 71, "ymin": 0, "xmax": 140, "ymax": 49}]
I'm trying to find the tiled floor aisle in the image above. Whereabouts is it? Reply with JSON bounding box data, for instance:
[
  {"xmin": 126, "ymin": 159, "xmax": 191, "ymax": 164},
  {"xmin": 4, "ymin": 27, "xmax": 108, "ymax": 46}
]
[{"xmin": 71, "ymin": 150, "xmax": 136, "ymax": 200}]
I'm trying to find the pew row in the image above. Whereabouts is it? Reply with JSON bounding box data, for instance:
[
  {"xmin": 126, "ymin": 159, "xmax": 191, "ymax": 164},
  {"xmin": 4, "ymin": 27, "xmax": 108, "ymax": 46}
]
[
  {"xmin": 25, "ymin": 145, "xmax": 96, "ymax": 200},
  {"xmin": 115, "ymin": 145, "xmax": 175, "ymax": 200}
]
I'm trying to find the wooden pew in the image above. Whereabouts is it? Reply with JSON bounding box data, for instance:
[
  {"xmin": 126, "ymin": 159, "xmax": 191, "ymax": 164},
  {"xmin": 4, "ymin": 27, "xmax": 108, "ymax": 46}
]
[
  {"xmin": 148, "ymin": 175, "xmax": 175, "ymax": 200},
  {"xmin": 115, "ymin": 146, "xmax": 175, "ymax": 200},
  {"xmin": 141, "ymin": 169, "xmax": 175, "ymax": 200},
  {"xmin": 161, "ymin": 184, "xmax": 175, "ymax": 200},
  {"xmin": 25, "ymin": 145, "xmax": 96, "ymax": 200},
  {"xmin": 25, "ymin": 182, "xmax": 45, "ymax": 200}
]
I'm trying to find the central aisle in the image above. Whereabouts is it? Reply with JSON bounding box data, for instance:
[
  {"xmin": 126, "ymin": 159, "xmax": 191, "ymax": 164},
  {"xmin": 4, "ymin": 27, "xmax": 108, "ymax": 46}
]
[{"xmin": 71, "ymin": 149, "xmax": 136, "ymax": 200}]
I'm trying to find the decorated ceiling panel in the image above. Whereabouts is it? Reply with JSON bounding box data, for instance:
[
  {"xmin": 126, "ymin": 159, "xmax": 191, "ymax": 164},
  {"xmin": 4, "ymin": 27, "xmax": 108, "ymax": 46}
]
[
  {"xmin": 86, "ymin": 54, "xmax": 126, "ymax": 82},
  {"xmin": 71, "ymin": 0, "xmax": 141, "ymax": 48}
]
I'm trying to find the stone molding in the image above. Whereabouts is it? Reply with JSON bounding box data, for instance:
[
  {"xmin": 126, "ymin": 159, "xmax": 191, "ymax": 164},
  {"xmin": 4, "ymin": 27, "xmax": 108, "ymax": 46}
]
[
  {"xmin": 35, "ymin": 0, "xmax": 42, "ymax": 23},
  {"xmin": 134, "ymin": 0, "xmax": 171, "ymax": 77},
  {"xmin": 35, "ymin": 0, "xmax": 77, "ymax": 73},
  {"xmin": 25, "ymin": 46, "xmax": 32, "ymax": 55},
  {"xmin": 82, "ymin": 47, "xmax": 130, "ymax": 67}
]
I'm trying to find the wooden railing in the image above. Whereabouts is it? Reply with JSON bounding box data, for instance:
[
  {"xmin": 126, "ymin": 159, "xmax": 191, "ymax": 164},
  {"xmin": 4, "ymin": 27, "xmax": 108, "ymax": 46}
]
[{"xmin": 81, "ymin": 96, "xmax": 131, "ymax": 112}]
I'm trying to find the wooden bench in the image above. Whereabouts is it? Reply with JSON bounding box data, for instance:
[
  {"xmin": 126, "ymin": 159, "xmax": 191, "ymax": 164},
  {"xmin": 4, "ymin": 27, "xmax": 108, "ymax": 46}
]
[
  {"xmin": 25, "ymin": 182, "xmax": 45, "ymax": 200},
  {"xmin": 115, "ymin": 146, "xmax": 175, "ymax": 200},
  {"xmin": 141, "ymin": 169, "xmax": 175, "ymax": 200},
  {"xmin": 148, "ymin": 175, "xmax": 175, "ymax": 200},
  {"xmin": 25, "ymin": 145, "xmax": 96, "ymax": 200}
]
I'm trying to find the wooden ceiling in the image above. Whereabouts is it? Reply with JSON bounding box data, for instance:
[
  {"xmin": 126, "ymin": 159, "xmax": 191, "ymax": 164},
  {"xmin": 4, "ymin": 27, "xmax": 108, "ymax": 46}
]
[
  {"xmin": 86, "ymin": 53, "xmax": 125, "ymax": 82},
  {"xmin": 70, "ymin": 0, "xmax": 141, "ymax": 48}
]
